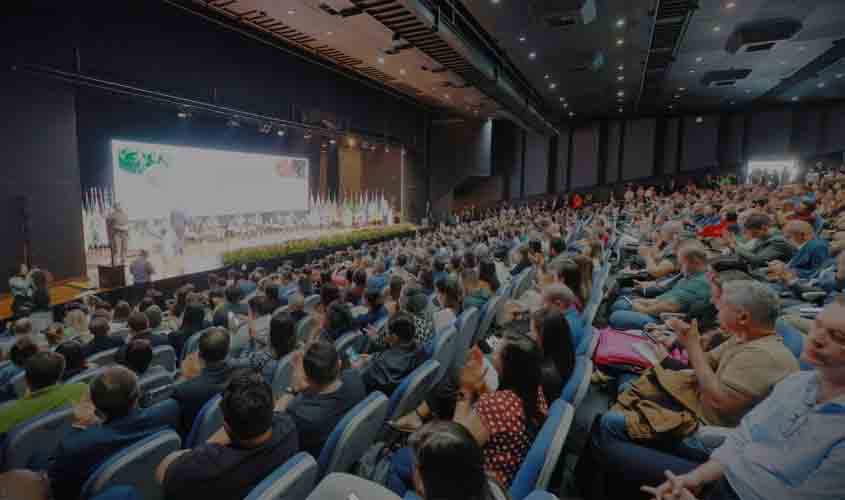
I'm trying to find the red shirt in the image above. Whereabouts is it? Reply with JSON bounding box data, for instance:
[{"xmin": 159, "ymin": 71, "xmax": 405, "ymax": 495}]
[{"xmin": 697, "ymin": 219, "xmax": 730, "ymax": 238}]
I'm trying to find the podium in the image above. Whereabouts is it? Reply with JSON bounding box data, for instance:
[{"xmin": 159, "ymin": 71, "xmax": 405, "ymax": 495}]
[{"xmin": 98, "ymin": 264, "xmax": 126, "ymax": 289}]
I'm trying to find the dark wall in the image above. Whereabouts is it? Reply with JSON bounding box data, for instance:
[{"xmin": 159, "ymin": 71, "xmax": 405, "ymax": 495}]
[
  {"xmin": 524, "ymin": 131, "xmax": 550, "ymax": 196},
  {"xmin": 429, "ymin": 119, "xmax": 493, "ymax": 216},
  {"xmin": 571, "ymin": 125, "xmax": 600, "ymax": 188},
  {"xmin": 0, "ymin": 69, "xmax": 84, "ymax": 288},
  {"xmin": 454, "ymin": 176, "xmax": 505, "ymax": 209}
]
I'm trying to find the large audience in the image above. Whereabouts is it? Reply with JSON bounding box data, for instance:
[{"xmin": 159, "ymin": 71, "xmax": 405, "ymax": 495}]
[{"xmin": 0, "ymin": 170, "xmax": 844, "ymax": 500}]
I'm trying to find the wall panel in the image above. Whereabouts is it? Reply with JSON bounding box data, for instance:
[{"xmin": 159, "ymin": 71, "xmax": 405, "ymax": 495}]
[
  {"xmin": 662, "ymin": 118, "xmax": 680, "ymax": 174},
  {"xmin": 524, "ymin": 131, "xmax": 550, "ymax": 196},
  {"xmin": 557, "ymin": 128, "xmax": 570, "ymax": 191},
  {"xmin": 748, "ymin": 110, "xmax": 792, "ymax": 158},
  {"xmin": 571, "ymin": 125, "xmax": 600, "ymax": 188},
  {"xmin": 622, "ymin": 119, "xmax": 656, "ymax": 180},
  {"xmin": 681, "ymin": 115, "xmax": 719, "ymax": 171},
  {"xmin": 606, "ymin": 121, "xmax": 622, "ymax": 183}
]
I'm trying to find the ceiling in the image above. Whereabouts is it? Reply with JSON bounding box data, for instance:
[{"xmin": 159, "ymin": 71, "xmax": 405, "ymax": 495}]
[
  {"xmin": 187, "ymin": 0, "xmax": 496, "ymax": 117},
  {"xmin": 184, "ymin": 0, "xmax": 845, "ymax": 128},
  {"xmin": 460, "ymin": 0, "xmax": 845, "ymax": 120}
]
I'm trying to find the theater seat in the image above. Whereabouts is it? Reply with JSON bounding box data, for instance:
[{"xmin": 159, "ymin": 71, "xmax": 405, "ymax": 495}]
[
  {"xmin": 334, "ymin": 331, "xmax": 363, "ymax": 362},
  {"xmin": 10, "ymin": 371, "xmax": 27, "ymax": 398},
  {"xmin": 386, "ymin": 360, "xmax": 440, "ymax": 422},
  {"xmin": 86, "ymin": 347, "xmax": 120, "ymax": 367},
  {"xmin": 561, "ymin": 357, "xmax": 593, "ymax": 408},
  {"xmin": 452, "ymin": 307, "xmax": 480, "ymax": 372},
  {"xmin": 523, "ymin": 491, "xmax": 558, "ymax": 500},
  {"xmin": 303, "ymin": 295, "xmax": 321, "ymax": 314},
  {"xmin": 509, "ymin": 399, "xmax": 574, "ymax": 500},
  {"xmin": 295, "ymin": 316, "xmax": 318, "ymax": 345},
  {"xmin": 306, "ymin": 473, "xmax": 400, "ymax": 500},
  {"xmin": 2, "ymin": 406, "xmax": 73, "ymax": 471},
  {"xmin": 66, "ymin": 366, "xmax": 109, "ymax": 386},
  {"xmin": 270, "ymin": 353, "xmax": 294, "ymax": 400},
  {"xmin": 317, "ymin": 392, "xmax": 389, "ymax": 478},
  {"xmin": 138, "ymin": 371, "xmax": 174, "ymax": 398},
  {"xmin": 244, "ymin": 452, "xmax": 318, "ymax": 500},
  {"xmin": 184, "ymin": 394, "xmax": 223, "ymax": 449},
  {"xmin": 428, "ymin": 325, "xmax": 458, "ymax": 385},
  {"xmin": 80, "ymin": 430, "xmax": 181, "ymax": 500},
  {"xmin": 150, "ymin": 346, "xmax": 177, "ymax": 372},
  {"xmin": 473, "ymin": 295, "xmax": 503, "ymax": 346},
  {"xmin": 181, "ymin": 327, "xmax": 214, "ymax": 361}
]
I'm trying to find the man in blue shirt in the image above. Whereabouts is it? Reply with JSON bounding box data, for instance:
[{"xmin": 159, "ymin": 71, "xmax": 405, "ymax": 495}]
[
  {"xmin": 47, "ymin": 366, "xmax": 181, "ymax": 500},
  {"xmin": 766, "ymin": 220, "xmax": 829, "ymax": 282},
  {"xmin": 644, "ymin": 301, "xmax": 845, "ymax": 500}
]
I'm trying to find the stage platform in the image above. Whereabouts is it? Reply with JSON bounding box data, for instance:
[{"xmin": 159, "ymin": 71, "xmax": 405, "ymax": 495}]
[{"xmin": 0, "ymin": 278, "xmax": 101, "ymax": 321}]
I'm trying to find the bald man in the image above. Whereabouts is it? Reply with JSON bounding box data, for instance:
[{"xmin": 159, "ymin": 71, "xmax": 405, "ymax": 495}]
[{"xmin": 767, "ymin": 220, "xmax": 829, "ymax": 282}]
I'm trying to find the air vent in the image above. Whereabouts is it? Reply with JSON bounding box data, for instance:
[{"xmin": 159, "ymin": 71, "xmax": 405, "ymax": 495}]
[
  {"xmin": 701, "ymin": 69, "xmax": 752, "ymax": 87},
  {"xmin": 529, "ymin": 0, "xmax": 597, "ymax": 27},
  {"xmin": 746, "ymin": 42, "xmax": 776, "ymax": 52},
  {"xmin": 725, "ymin": 18, "xmax": 802, "ymax": 54}
]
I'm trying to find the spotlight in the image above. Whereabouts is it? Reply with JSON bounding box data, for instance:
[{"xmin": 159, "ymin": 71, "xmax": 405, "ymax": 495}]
[
  {"xmin": 227, "ymin": 118, "xmax": 240, "ymax": 128},
  {"xmin": 329, "ymin": 139, "xmax": 337, "ymax": 145},
  {"xmin": 177, "ymin": 108, "xmax": 191, "ymax": 119},
  {"xmin": 528, "ymin": 51, "xmax": 537, "ymax": 60},
  {"xmin": 259, "ymin": 123, "xmax": 272, "ymax": 134},
  {"xmin": 616, "ymin": 39, "xmax": 624, "ymax": 46},
  {"xmin": 277, "ymin": 128, "xmax": 287, "ymax": 137},
  {"xmin": 696, "ymin": 116, "xmax": 704, "ymax": 123},
  {"xmin": 304, "ymin": 133, "xmax": 312, "ymax": 140}
]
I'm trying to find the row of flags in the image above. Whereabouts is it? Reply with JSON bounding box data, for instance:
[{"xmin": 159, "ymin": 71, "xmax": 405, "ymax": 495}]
[
  {"xmin": 307, "ymin": 190, "xmax": 395, "ymax": 227},
  {"xmin": 83, "ymin": 187, "xmax": 115, "ymax": 250}
]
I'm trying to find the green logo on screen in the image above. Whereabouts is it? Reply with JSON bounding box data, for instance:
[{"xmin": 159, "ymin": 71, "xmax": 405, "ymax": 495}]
[{"xmin": 118, "ymin": 148, "xmax": 171, "ymax": 175}]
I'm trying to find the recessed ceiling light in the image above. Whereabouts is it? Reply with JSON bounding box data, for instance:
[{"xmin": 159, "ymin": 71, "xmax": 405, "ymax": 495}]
[
  {"xmin": 818, "ymin": 82, "xmax": 826, "ymax": 88},
  {"xmin": 837, "ymin": 73, "xmax": 844, "ymax": 79},
  {"xmin": 696, "ymin": 116, "xmax": 704, "ymax": 123},
  {"xmin": 544, "ymin": 74, "xmax": 550, "ymax": 79},
  {"xmin": 617, "ymin": 75, "xmax": 625, "ymax": 81},
  {"xmin": 713, "ymin": 25, "xmax": 721, "ymax": 32},
  {"xmin": 563, "ymin": 102, "xmax": 569, "ymax": 108},
  {"xmin": 559, "ymin": 97, "xmax": 565, "ymax": 101},
  {"xmin": 616, "ymin": 18, "xmax": 626, "ymax": 28},
  {"xmin": 618, "ymin": 107, "xmax": 624, "ymax": 112},
  {"xmin": 326, "ymin": 31, "xmax": 333, "ymax": 36},
  {"xmin": 287, "ymin": 9, "xmax": 296, "ymax": 15},
  {"xmin": 617, "ymin": 90, "xmax": 625, "ymax": 97},
  {"xmin": 529, "ymin": 51, "xmax": 537, "ymax": 59},
  {"xmin": 377, "ymin": 57, "xmax": 385, "ymax": 64},
  {"xmin": 399, "ymin": 68, "xmax": 406, "ymax": 75},
  {"xmin": 569, "ymin": 111, "xmax": 575, "ymax": 117},
  {"xmin": 696, "ymin": 56, "xmax": 703, "ymax": 63},
  {"xmin": 798, "ymin": 46, "xmax": 806, "ymax": 51},
  {"xmin": 617, "ymin": 64, "xmax": 624, "ymax": 71},
  {"xmin": 519, "ymin": 35, "xmax": 526, "ymax": 43},
  {"xmin": 689, "ymin": 69, "xmax": 696, "ymax": 73},
  {"xmin": 674, "ymin": 94, "xmax": 680, "ymax": 98},
  {"xmin": 667, "ymin": 105, "xmax": 674, "ymax": 109},
  {"xmin": 549, "ymin": 83, "xmax": 557, "ymax": 90},
  {"xmin": 616, "ymin": 38, "xmax": 625, "ymax": 46},
  {"xmin": 725, "ymin": 1, "xmax": 736, "ymax": 8},
  {"xmin": 791, "ymin": 96, "xmax": 799, "ymax": 101},
  {"xmin": 678, "ymin": 87, "xmax": 686, "ymax": 91}
]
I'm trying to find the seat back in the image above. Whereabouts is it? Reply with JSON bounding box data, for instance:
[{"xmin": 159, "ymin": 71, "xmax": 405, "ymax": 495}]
[
  {"xmin": 185, "ymin": 394, "xmax": 223, "ymax": 449},
  {"xmin": 150, "ymin": 346, "xmax": 177, "ymax": 372},
  {"xmin": 303, "ymin": 295, "xmax": 321, "ymax": 314},
  {"xmin": 334, "ymin": 331, "xmax": 363, "ymax": 361},
  {"xmin": 3, "ymin": 407, "xmax": 73, "ymax": 470},
  {"xmin": 429, "ymin": 325, "xmax": 458, "ymax": 385},
  {"xmin": 271, "ymin": 353, "xmax": 295, "ymax": 400},
  {"xmin": 86, "ymin": 347, "xmax": 120, "ymax": 367},
  {"xmin": 561, "ymin": 357, "xmax": 590, "ymax": 406},
  {"xmin": 81, "ymin": 430, "xmax": 181, "ymax": 500},
  {"xmin": 572, "ymin": 358, "xmax": 593, "ymax": 408},
  {"xmin": 775, "ymin": 318, "xmax": 805, "ymax": 360},
  {"xmin": 317, "ymin": 392, "xmax": 389, "ymax": 478},
  {"xmin": 11, "ymin": 371, "xmax": 27, "ymax": 398},
  {"xmin": 67, "ymin": 366, "xmax": 109, "ymax": 386},
  {"xmin": 111, "ymin": 329, "xmax": 132, "ymax": 342},
  {"xmin": 452, "ymin": 307, "xmax": 480, "ymax": 372},
  {"xmin": 473, "ymin": 295, "xmax": 502, "ymax": 346},
  {"xmin": 386, "ymin": 360, "xmax": 440, "ymax": 421},
  {"xmin": 181, "ymin": 327, "xmax": 214, "ymax": 361},
  {"xmin": 273, "ymin": 305, "xmax": 290, "ymax": 316},
  {"xmin": 508, "ymin": 400, "xmax": 575, "ymax": 500},
  {"xmin": 295, "ymin": 316, "xmax": 318, "ymax": 345},
  {"xmin": 138, "ymin": 371, "xmax": 174, "ymax": 396},
  {"xmin": 305, "ymin": 473, "xmax": 401, "ymax": 500},
  {"xmin": 244, "ymin": 452, "xmax": 318, "ymax": 500}
]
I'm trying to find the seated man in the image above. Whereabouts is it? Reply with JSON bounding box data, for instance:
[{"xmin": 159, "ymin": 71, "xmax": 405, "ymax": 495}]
[
  {"xmin": 601, "ymin": 281, "xmax": 798, "ymax": 447},
  {"xmin": 644, "ymin": 299, "xmax": 845, "ymax": 500},
  {"xmin": 47, "ymin": 367, "xmax": 180, "ymax": 500},
  {"xmin": 0, "ymin": 351, "xmax": 87, "ymax": 434},
  {"xmin": 609, "ymin": 240, "xmax": 711, "ymax": 331},
  {"xmin": 766, "ymin": 220, "xmax": 829, "ymax": 282},
  {"xmin": 634, "ymin": 221, "xmax": 684, "ymax": 280},
  {"xmin": 721, "ymin": 213, "xmax": 794, "ymax": 270},
  {"xmin": 0, "ymin": 338, "xmax": 39, "ymax": 402},
  {"xmin": 357, "ymin": 312, "xmax": 424, "ymax": 395},
  {"xmin": 276, "ymin": 340, "xmax": 366, "ymax": 458},
  {"xmin": 114, "ymin": 312, "xmax": 169, "ymax": 366},
  {"xmin": 157, "ymin": 371, "xmax": 298, "ymax": 500},
  {"xmin": 81, "ymin": 317, "xmax": 125, "ymax": 359},
  {"xmin": 461, "ymin": 268, "xmax": 491, "ymax": 311},
  {"xmin": 171, "ymin": 328, "xmax": 235, "ymax": 435},
  {"xmin": 286, "ymin": 293, "xmax": 308, "ymax": 323}
]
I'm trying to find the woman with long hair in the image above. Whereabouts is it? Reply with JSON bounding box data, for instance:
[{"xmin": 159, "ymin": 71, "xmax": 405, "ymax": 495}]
[
  {"xmin": 531, "ymin": 310, "xmax": 576, "ymax": 400},
  {"xmin": 168, "ymin": 303, "xmax": 209, "ymax": 359},
  {"xmin": 557, "ymin": 259, "xmax": 586, "ymax": 311},
  {"xmin": 478, "ymin": 259, "xmax": 501, "ymax": 294},
  {"xmin": 433, "ymin": 277, "xmax": 463, "ymax": 332}
]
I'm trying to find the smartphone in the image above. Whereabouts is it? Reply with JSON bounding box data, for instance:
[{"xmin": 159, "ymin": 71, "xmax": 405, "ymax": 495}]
[{"xmin": 345, "ymin": 347, "xmax": 360, "ymax": 363}]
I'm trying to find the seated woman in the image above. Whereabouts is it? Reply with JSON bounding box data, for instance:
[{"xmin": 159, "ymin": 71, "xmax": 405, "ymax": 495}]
[
  {"xmin": 557, "ymin": 260, "xmax": 588, "ymax": 312},
  {"xmin": 232, "ymin": 311, "xmax": 297, "ymax": 385},
  {"xmin": 167, "ymin": 304, "xmax": 209, "ymax": 360},
  {"xmin": 389, "ymin": 334, "xmax": 547, "ymax": 494},
  {"xmin": 478, "ymin": 259, "xmax": 501, "ymax": 295},
  {"xmin": 531, "ymin": 309, "xmax": 576, "ymax": 400},
  {"xmin": 432, "ymin": 277, "xmax": 463, "ymax": 333}
]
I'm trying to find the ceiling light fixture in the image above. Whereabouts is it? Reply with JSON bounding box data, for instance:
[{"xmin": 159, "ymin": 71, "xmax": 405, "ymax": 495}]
[
  {"xmin": 617, "ymin": 90, "xmax": 625, "ymax": 97},
  {"xmin": 679, "ymin": 87, "xmax": 686, "ymax": 91},
  {"xmin": 617, "ymin": 64, "xmax": 624, "ymax": 71},
  {"xmin": 491, "ymin": 0, "xmax": 500, "ymax": 4},
  {"xmin": 329, "ymin": 138, "xmax": 336, "ymax": 145},
  {"xmin": 616, "ymin": 38, "xmax": 624, "ymax": 46},
  {"xmin": 563, "ymin": 102, "xmax": 569, "ymax": 108},
  {"xmin": 549, "ymin": 83, "xmax": 557, "ymax": 90},
  {"xmin": 287, "ymin": 9, "xmax": 296, "ymax": 15},
  {"xmin": 618, "ymin": 107, "xmax": 624, "ymax": 113},
  {"xmin": 713, "ymin": 25, "xmax": 721, "ymax": 32},
  {"xmin": 569, "ymin": 111, "xmax": 575, "ymax": 117},
  {"xmin": 725, "ymin": 1, "xmax": 736, "ymax": 8},
  {"xmin": 519, "ymin": 35, "xmax": 526, "ymax": 43},
  {"xmin": 544, "ymin": 74, "xmax": 550, "ymax": 79},
  {"xmin": 696, "ymin": 56, "xmax": 703, "ymax": 63},
  {"xmin": 730, "ymin": 100, "xmax": 736, "ymax": 105},
  {"xmin": 559, "ymin": 97, "xmax": 565, "ymax": 101},
  {"xmin": 617, "ymin": 75, "xmax": 625, "ymax": 81},
  {"xmin": 616, "ymin": 18, "xmax": 626, "ymax": 28},
  {"xmin": 696, "ymin": 116, "xmax": 704, "ymax": 123},
  {"xmin": 792, "ymin": 96, "xmax": 799, "ymax": 101},
  {"xmin": 277, "ymin": 128, "xmax": 287, "ymax": 137},
  {"xmin": 818, "ymin": 82, "xmax": 826, "ymax": 88},
  {"xmin": 667, "ymin": 105, "xmax": 674, "ymax": 110},
  {"xmin": 674, "ymin": 94, "xmax": 680, "ymax": 98},
  {"xmin": 689, "ymin": 69, "xmax": 696, "ymax": 73},
  {"xmin": 529, "ymin": 51, "xmax": 537, "ymax": 59},
  {"xmin": 377, "ymin": 57, "xmax": 385, "ymax": 64}
]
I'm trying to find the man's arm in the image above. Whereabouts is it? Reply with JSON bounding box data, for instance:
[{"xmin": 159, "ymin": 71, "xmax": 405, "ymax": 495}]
[{"xmin": 633, "ymin": 299, "xmax": 681, "ymax": 316}]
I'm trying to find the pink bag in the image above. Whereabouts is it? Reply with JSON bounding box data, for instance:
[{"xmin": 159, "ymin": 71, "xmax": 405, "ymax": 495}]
[{"xmin": 592, "ymin": 327, "xmax": 653, "ymax": 372}]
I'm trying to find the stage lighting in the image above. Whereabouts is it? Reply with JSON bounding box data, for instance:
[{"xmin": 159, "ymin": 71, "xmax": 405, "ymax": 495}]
[
  {"xmin": 304, "ymin": 133, "xmax": 313, "ymax": 140},
  {"xmin": 277, "ymin": 128, "xmax": 287, "ymax": 137},
  {"xmin": 227, "ymin": 118, "xmax": 241, "ymax": 128},
  {"xmin": 177, "ymin": 108, "xmax": 192, "ymax": 119},
  {"xmin": 259, "ymin": 123, "xmax": 272, "ymax": 134},
  {"xmin": 348, "ymin": 137, "xmax": 357, "ymax": 147}
]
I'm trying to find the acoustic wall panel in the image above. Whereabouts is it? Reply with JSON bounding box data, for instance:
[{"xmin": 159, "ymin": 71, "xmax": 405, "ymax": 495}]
[
  {"xmin": 823, "ymin": 103, "xmax": 845, "ymax": 154},
  {"xmin": 681, "ymin": 115, "xmax": 719, "ymax": 171},
  {"xmin": 794, "ymin": 108, "xmax": 823, "ymax": 155},
  {"xmin": 661, "ymin": 118, "xmax": 680, "ymax": 174},
  {"xmin": 722, "ymin": 113, "xmax": 745, "ymax": 166},
  {"xmin": 606, "ymin": 121, "xmax": 622, "ymax": 183},
  {"xmin": 748, "ymin": 110, "xmax": 792, "ymax": 158},
  {"xmin": 622, "ymin": 118, "xmax": 656, "ymax": 180},
  {"xmin": 524, "ymin": 131, "xmax": 550, "ymax": 196},
  {"xmin": 570, "ymin": 125, "xmax": 600, "ymax": 188},
  {"xmin": 557, "ymin": 128, "xmax": 570, "ymax": 191}
]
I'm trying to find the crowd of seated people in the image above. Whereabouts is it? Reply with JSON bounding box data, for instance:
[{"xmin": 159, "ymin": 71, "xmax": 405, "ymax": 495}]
[{"xmin": 0, "ymin": 173, "xmax": 844, "ymax": 499}]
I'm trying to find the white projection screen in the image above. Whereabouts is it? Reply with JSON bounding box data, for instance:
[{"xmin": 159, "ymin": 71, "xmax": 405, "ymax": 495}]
[{"xmin": 111, "ymin": 140, "xmax": 309, "ymax": 221}]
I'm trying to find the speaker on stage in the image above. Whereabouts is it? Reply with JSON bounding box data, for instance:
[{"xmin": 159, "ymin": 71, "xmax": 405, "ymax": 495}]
[{"xmin": 98, "ymin": 265, "xmax": 126, "ymax": 289}]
